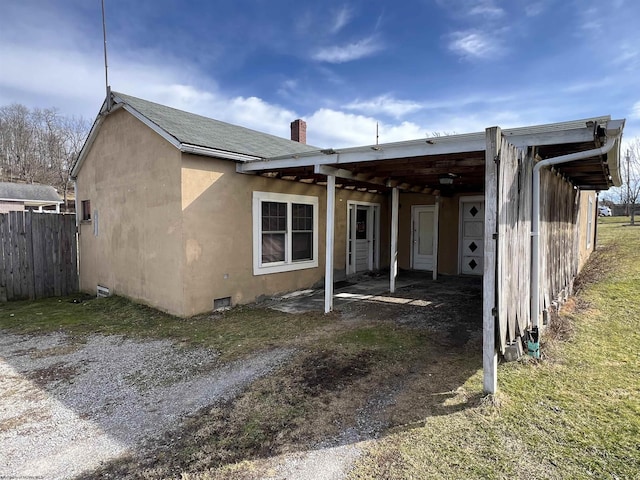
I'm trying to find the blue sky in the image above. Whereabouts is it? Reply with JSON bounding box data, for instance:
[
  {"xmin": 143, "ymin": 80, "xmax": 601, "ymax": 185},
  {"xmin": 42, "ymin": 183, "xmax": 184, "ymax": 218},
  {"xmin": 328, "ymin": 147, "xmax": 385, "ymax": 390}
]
[{"xmin": 1, "ymin": 0, "xmax": 638, "ymax": 148}]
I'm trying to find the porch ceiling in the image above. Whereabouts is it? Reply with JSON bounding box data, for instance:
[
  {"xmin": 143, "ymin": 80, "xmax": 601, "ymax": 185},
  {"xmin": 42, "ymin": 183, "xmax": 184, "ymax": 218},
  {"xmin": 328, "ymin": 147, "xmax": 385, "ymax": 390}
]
[
  {"xmin": 537, "ymin": 141, "xmax": 616, "ymax": 190},
  {"xmin": 254, "ymin": 150, "xmax": 487, "ymax": 195}
]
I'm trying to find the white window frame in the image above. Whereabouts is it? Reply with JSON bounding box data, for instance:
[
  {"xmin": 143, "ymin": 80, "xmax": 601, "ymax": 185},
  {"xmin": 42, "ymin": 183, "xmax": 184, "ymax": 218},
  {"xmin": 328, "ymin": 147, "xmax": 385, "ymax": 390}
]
[{"xmin": 253, "ymin": 191, "xmax": 319, "ymax": 275}]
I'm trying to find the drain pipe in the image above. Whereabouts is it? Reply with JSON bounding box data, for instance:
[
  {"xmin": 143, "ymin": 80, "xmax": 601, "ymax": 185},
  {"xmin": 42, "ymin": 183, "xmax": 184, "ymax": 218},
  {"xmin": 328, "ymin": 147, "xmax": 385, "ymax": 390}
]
[{"xmin": 530, "ymin": 129, "xmax": 622, "ymax": 329}]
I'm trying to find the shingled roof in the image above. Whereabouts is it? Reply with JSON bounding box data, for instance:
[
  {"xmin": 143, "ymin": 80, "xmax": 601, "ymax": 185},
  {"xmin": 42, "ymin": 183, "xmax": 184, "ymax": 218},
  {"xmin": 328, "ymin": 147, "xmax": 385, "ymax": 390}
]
[
  {"xmin": 0, "ymin": 182, "xmax": 61, "ymax": 203},
  {"xmin": 112, "ymin": 92, "xmax": 319, "ymax": 158}
]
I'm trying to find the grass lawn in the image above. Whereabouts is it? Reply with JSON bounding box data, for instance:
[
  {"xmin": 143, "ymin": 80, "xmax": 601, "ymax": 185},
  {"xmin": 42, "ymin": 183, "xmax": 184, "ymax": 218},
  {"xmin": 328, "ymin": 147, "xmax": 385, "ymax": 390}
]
[
  {"xmin": 349, "ymin": 217, "xmax": 640, "ymax": 479},
  {"xmin": 0, "ymin": 294, "xmax": 336, "ymax": 362}
]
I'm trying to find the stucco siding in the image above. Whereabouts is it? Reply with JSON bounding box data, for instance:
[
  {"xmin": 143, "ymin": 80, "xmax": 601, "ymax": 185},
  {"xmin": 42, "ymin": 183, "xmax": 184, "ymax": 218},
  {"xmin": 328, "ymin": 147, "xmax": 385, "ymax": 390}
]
[
  {"xmin": 76, "ymin": 108, "xmax": 185, "ymax": 315},
  {"xmin": 576, "ymin": 190, "xmax": 597, "ymax": 271},
  {"xmin": 180, "ymin": 154, "xmax": 388, "ymax": 316}
]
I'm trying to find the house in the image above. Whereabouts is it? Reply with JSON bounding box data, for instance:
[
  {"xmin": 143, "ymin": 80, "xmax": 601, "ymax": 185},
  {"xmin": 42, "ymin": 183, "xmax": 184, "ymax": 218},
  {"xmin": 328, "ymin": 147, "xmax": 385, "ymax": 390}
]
[
  {"xmin": 0, "ymin": 182, "xmax": 63, "ymax": 213},
  {"xmin": 72, "ymin": 91, "xmax": 625, "ymax": 393}
]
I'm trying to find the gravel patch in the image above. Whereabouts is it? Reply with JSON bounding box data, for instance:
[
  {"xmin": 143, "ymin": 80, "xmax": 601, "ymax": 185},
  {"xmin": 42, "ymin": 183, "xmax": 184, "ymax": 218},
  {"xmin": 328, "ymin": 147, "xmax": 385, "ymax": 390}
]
[{"xmin": 0, "ymin": 331, "xmax": 292, "ymax": 480}]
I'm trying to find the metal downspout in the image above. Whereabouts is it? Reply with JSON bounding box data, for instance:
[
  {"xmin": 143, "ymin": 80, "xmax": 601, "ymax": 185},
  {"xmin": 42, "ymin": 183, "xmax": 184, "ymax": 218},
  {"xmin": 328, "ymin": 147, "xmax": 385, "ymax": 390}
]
[{"xmin": 530, "ymin": 139, "xmax": 619, "ymax": 328}]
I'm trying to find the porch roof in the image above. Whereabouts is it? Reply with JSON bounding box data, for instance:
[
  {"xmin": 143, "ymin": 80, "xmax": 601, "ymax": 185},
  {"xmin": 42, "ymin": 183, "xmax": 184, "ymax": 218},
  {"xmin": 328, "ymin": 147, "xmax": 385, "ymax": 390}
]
[{"xmin": 238, "ymin": 116, "xmax": 624, "ymax": 193}]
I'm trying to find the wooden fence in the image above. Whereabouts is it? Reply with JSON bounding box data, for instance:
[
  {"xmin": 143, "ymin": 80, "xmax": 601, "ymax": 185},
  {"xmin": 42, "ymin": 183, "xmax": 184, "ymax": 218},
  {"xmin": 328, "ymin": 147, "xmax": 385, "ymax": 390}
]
[
  {"xmin": 494, "ymin": 136, "xmax": 584, "ymax": 352},
  {"xmin": 539, "ymin": 168, "xmax": 580, "ymax": 314},
  {"xmin": 0, "ymin": 211, "xmax": 78, "ymax": 301},
  {"xmin": 497, "ymin": 137, "xmax": 532, "ymax": 352}
]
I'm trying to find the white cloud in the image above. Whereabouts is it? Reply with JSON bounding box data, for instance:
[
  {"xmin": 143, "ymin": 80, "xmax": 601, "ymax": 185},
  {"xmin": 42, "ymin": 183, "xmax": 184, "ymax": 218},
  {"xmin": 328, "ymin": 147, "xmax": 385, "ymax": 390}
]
[
  {"xmin": 436, "ymin": 0, "xmax": 504, "ymax": 18},
  {"xmin": 312, "ymin": 36, "xmax": 382, "ymax": 63},
  {"xmin": 448, "ymin": 30, "xmax": 503, "ymax": 59},
  {"xmin": 468, "ymin": 0, "xmax": 505, "ymax": 17},
  {"xmin": 630, "ymin": 102, "xmax": 640, "ymax": 119},
  {"xmin": 305, "ymin": 109, "xmax": 425, "ymax": 147},
  {"xmin": 525, "ymin": 2, "xmax": 547, "ymax": 16},
  {"xmin": 330, "ymin": 6, "xmax": 353, "ymax": 34},
  {"xmin": 345, "ymin": 95, "xmax": 423, "ymax": 118}
]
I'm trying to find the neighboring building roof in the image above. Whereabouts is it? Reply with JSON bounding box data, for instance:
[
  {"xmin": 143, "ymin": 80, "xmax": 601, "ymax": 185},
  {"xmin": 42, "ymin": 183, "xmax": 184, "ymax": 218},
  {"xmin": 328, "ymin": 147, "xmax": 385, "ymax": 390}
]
[{"xmin": 0, "ymin": 182, "xmax": 62, "ymax": 204}]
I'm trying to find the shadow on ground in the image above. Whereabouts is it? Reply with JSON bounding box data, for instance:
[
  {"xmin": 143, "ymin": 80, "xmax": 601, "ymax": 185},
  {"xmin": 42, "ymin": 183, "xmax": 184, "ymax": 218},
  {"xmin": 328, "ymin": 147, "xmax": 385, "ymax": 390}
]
[{"xmin": 76, "ymin": 273, "xmax": 484, "ymax": 479}]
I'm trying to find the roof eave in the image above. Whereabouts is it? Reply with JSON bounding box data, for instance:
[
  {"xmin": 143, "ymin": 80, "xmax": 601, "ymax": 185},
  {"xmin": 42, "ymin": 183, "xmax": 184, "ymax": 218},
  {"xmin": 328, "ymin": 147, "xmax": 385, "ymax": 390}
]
[
  {"xmin": 604, "ymin": 119, "xmax": 625, "ymax": 188},
  {"xmin": 238, "ymin": 118, "xmax": 609, "ymax": 174}
]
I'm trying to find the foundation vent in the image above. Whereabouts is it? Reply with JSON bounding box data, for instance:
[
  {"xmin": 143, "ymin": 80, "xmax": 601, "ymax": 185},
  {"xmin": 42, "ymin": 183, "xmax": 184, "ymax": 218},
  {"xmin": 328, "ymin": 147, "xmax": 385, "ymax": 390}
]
[
  {"xmin": 213, "ymin": 296, "xmax": 232, "ymax": 311},
  {"xmin": 97, "ymin": 285, "xmax": 110, "ymax": 298}
]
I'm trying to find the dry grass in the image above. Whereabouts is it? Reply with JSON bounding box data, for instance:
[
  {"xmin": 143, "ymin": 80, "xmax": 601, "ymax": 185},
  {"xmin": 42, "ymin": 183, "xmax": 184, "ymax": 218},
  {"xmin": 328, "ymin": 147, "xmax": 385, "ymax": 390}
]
[{"xmin": 349, "ymin": 220, "xmax": 640, "ymax": 479}]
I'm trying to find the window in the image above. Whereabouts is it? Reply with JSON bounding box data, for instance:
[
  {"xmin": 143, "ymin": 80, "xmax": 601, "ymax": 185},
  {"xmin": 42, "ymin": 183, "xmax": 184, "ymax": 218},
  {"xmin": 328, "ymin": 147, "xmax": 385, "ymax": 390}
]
[
  {"xmin": 81, "ymin": 200, "xmax": 91, "ymax": 221},
  {"xmin": 253, "ymin": 192, "xmax": 318, "ymax": 275}
]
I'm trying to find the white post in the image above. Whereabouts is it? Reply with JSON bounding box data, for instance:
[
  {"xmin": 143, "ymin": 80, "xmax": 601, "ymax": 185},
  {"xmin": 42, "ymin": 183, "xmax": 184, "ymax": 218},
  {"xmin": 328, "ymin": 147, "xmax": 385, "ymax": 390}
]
[
  {"xmin": 483, "ymin": 127, "xmax": 500, "ymax": 394},
  {"xmin": 433, "ymin": 195, "xmax": 440, "ymax": 281},
  {"xmin": 324, "ymin": 175, "xmax": 336, "ymax": 313},
  {"xmin": 390, "ymin": 187, "xmax": 399, "ymax": 293}
]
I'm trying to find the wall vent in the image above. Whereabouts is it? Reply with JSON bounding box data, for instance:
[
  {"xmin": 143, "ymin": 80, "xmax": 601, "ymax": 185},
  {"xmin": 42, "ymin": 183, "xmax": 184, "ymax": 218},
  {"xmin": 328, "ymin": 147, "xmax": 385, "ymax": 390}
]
[
  {"xmin": 213, "ymin": 296, "xmax": 232, "ymax": 311},
  {"xmin": 97, "ymin": 285, "xmax": 110, "ymax": 298}
]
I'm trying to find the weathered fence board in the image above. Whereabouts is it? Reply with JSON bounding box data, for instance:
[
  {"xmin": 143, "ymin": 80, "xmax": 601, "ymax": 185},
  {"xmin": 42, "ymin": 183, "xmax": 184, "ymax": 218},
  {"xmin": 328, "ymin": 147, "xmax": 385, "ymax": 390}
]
[
  {"xmin": 496, "ymin": 137, "xmax": 532, "ymax": 352},
  {"xmin": 540, "ymin": 168, "xmax": 579, "ymax": 315},
  {"xmin": 0, "ymin": 211, "xmax": 78, "ymax": 301}
]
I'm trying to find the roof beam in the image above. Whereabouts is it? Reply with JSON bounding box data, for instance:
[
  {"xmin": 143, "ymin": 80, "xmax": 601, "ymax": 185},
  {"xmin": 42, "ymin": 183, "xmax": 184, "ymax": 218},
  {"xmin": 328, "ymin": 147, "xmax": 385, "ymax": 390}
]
[
  {"xmin": 314, "ymin": 165, "xmax": 405, "ymax": 189},
  {"xmin": 239, "ymin": 137, "xmax": 488, "ymax": 173},
  {"xmin": 237, "ymin": 126, "xmax": 598, "ymax": 174}
]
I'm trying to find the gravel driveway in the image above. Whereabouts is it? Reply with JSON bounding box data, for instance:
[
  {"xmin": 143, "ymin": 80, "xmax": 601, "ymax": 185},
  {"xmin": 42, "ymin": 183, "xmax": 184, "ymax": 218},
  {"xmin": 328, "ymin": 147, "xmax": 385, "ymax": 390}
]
[{"xmin": 0, "ymin": 331, "xmax": 292, "ymax": 479}]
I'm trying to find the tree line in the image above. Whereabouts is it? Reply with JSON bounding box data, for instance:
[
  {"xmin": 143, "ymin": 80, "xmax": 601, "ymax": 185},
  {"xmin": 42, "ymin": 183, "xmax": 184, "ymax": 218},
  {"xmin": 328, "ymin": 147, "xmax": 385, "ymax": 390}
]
[{"xmin": 0, "ymin": 104, "xmax": 90, "ymax": 211}]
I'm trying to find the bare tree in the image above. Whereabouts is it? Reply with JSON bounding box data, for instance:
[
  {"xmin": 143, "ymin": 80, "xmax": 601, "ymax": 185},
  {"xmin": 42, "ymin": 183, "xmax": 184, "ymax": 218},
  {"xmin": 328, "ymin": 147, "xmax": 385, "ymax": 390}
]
[
  {"xmin": 0, "ymin": 104, "xmax": 89, "ymax": 211},
  {"xmin": 598, "ymin": 137, "xmax": 640, "ymax": 224},
  {"xmin": 57, "ymin": 116, "xmax": 90, "ymax": 211},
  {"xmin": 623, "ymin": 138, "xmax": 640, "ymax": 225}
]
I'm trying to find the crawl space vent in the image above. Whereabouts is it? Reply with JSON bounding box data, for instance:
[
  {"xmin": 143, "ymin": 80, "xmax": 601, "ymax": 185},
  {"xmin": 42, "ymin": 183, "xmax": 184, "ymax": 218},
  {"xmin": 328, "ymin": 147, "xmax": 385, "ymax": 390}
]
[
  {"xmin": 213, "ymin": 296, "xmax": 232, "ymax": 311},
  {"xmin": 97, "ymin": 285, "xmax": 110, "ymax": 298}
]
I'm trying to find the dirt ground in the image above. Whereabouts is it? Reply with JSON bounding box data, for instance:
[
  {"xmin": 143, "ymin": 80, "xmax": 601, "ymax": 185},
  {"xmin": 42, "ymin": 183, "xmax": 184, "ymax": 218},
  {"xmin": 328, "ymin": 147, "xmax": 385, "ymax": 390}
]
[{"xmin": 0, "ymin": 273, "xmax": 483, "ymax": 479}]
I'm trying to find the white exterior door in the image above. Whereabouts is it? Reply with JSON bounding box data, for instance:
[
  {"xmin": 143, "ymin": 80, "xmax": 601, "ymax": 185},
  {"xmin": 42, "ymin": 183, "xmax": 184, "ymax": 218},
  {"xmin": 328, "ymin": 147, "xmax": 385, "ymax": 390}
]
[
  {"xmin": 411, "ymin": 205, "xmax": 435, "ymax": 271},
  {"xmin": 347, "ymin": 203, "xmax": 379, "ymax": 274},
  {"xmin": 459, "ymin": 197, "xmax": 484, "ymax": 276}
]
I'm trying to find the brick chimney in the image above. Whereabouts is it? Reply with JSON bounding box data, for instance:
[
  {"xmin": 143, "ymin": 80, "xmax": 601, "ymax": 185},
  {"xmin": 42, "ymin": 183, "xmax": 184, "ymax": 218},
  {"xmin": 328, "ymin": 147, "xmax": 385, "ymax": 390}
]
[{"xmin": 290, "ymin": 119, "xmax": 307, "ymax": 144}]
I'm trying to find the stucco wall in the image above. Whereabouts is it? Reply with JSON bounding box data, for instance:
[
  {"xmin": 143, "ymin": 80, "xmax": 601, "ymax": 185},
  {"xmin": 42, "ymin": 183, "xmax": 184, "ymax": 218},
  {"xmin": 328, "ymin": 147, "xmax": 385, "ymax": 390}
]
[
  {"xmin": 180, "ymin": 154, "xmax": 388, "ymax": 316},
  {"xmin": 75, "ymin": 108, "xmax": 185, "ymax": 315},
  {"xmin": 576, "ymin": 190, "xmax": 597, "ymax": 271}
]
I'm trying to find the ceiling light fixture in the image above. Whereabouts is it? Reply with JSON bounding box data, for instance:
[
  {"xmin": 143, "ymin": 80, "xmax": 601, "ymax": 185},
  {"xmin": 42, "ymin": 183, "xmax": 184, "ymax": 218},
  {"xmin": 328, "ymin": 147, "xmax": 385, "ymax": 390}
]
[{"xmin": 439, "ymin": 173, "xmax": 458, "ymax": 185}]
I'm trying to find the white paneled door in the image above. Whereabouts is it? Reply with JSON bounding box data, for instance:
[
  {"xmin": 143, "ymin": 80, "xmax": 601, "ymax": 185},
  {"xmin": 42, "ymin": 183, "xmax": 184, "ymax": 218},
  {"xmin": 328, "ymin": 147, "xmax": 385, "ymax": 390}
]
[
  {"xmin": 411, "ymin": 205, "xmax": 435, "ymax": 271},
  {"xmin": 459, "ymin": 197, "xmax": 484, "ymax": 276}
]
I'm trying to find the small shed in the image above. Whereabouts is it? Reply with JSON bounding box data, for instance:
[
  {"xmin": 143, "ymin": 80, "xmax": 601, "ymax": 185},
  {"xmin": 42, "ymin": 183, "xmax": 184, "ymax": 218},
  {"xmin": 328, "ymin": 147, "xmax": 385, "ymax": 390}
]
[{"xmin": 0, "ymin": 182, "xmax": 62, "ymax": 213}]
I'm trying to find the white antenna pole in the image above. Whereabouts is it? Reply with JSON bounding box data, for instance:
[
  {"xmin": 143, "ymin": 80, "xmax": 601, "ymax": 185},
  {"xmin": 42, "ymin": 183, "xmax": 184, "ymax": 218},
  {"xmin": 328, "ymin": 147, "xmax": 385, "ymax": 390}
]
[
  {"xmin": 376, "ymin": 122, "xmax": 379, "ymax": 145},
  {"xmin": 101, "ymin": 0, "xmax": 111, "ymax": 106}
]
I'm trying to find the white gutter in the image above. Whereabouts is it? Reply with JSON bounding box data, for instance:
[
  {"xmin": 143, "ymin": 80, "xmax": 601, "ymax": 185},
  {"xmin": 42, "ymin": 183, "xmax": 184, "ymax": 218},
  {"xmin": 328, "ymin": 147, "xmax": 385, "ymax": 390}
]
[
  {"xmin": 530, "ymin": 121, "xmax": 624, "ymax": 328},
  {"xmin": 180, "ymin": 144, "xmax": 261, "ymax": 162}
]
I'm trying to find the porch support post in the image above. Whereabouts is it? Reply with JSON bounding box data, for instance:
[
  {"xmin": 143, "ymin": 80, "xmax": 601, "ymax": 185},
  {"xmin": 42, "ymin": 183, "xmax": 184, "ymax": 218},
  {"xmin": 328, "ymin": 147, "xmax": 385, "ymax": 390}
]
[
  {"xmin": 390, "ymin": 187, "xmax": 399, "ymax": 293},
  {"xmin": 483, "ymin": 126, "xmax": 500, "ymax": 394},
  {"xmin": 324, "ymin": 174, "xmax": 336, "ymax": 313},
  {"xmin": 433, "ymin": 195, "xmax": 440, "ymax": 281}
]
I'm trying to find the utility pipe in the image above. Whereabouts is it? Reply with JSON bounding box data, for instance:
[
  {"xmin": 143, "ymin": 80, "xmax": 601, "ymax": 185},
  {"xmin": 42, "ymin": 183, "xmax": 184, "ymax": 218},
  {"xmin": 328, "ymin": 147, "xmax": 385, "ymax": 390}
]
[{"xmin": 530, "ymin": 136, "xmax": 620, "ymax": 328}]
